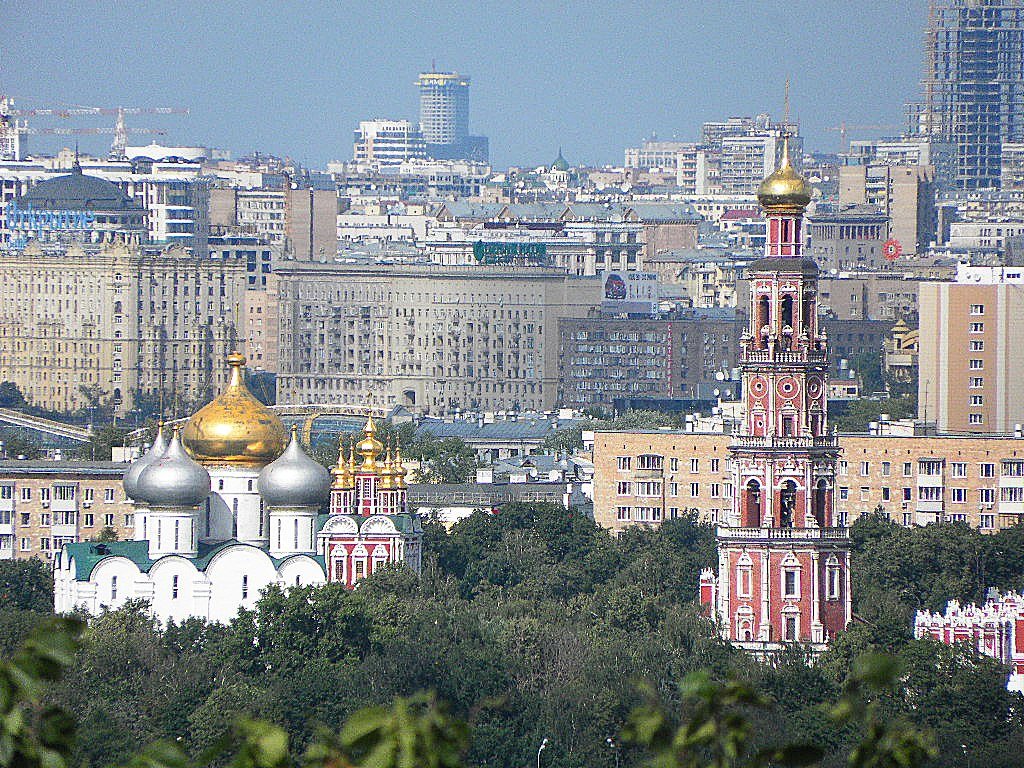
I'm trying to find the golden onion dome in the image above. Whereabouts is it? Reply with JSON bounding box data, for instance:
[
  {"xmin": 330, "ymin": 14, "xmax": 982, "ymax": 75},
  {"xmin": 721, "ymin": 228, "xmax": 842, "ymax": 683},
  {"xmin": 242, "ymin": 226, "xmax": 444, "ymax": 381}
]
[
  {"xmin": 379, "ymin": 445, "xmax": 396, "ymax": 490},
  {"xmin": 756, "ymin": 136, "xmax": 811, "ymax": 214},
  {"xmin": 393, "ymin": 445, "xmax": 409, "ymax": 489},
  {"xmin": 182, "ymin": 352, "xmax": 288, "ymax": 468},
  {"xmin": 356, "ymin": 414, "xmax": 384, "ymax": 473},
  {"xmin": 331, "ymin": 437, "xmax": 354, "ymax": 490}
]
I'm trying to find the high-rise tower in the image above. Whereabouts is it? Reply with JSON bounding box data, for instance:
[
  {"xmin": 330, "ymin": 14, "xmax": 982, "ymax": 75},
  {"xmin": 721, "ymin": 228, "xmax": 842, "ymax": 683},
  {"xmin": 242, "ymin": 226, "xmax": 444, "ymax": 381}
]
[
  {"xmin": 415, "ymin": 70, "xmax": 489, "ymax": 162},
  {"xmin": 700, "ymin": 139, "xmax": 852, "ymax": 651},
  {"xmin": 912, "ymin": 0, "xmax": 1024, "ymax": 189}
]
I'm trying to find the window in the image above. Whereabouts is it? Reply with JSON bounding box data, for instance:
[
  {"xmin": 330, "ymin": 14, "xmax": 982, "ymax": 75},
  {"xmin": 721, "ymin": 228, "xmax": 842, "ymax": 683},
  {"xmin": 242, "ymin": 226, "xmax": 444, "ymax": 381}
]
[
  {"xmin": 616, "ymin": 506, "xmax": 629, "ymax": 521},
  {"xmin": 980, "ymin": 463, "xmax": 996, "ymax": 478},
  {"xmin": 918, "ymin": 486, "xmax": 942, "ymax": 501},
  {"xmin": 19, "ymin": 513, "xmax": 28, "ymax": 526},
  {"xmin": 83, "ymin": 513, "xmax": 94, "ymax": 527},
  {"xmin": 969, "ymin": 414, "xmax": 984, "ymax": 425},
  {"xmin": 903, "ymin": 462, "xmax": 913, "ymax": 477},
  {"xmin": 918, "ymin": 460, "xmax": 942, "ymax": 476},
  {"xmin": 981, "ymin": 488, "xmax": 995, "ymax": 504},
  {"xmin": 839, "ymin": 487, "xmax": 849, "ymax": 500},
  {"xmin": 110, "ymin": 576, "xmax": 118, "ymax": 601},
  {"xmin": 669, "ymin": 507, "xmax": 679, "ymax": 519},
  {"xmin": 969, "ymin": 359, "xmax": 984, "ymax": 370},
  {"xmin": 783, "ymin": 569, "xmax": 800, "ymax": 598},
  {"xmin": 970, "ymin": 304, "xmax": 985, "ymax": 315},
  {"xmin": 784, "ymin": 615, "xmax": 798, "ymax": 642},
  {"xmin": 39, "ymin": 537, "xmax": 50, "ymax": 552},
  {"xmin": 970, "ymin": 340, "xmax": 984, "ymax": 351},
  {"xmin": 20, "ymin": 487, "xmax": 30, "ymax": 501},
  {"xmin": 19, "ymin": 538, "xmax": 29, "ymax": 552},
  {"xmin": 0, "ymin": 486, "xmax": 11, "ymax": 500},
  {"xmin": 711, "ymin": 458, "xmax": 720, "ymax": 473},
  {"xmin": 710, "ymin": 483, "xmax": 721, "ymax": 498},
  {"xmin": 838, "ymin": 461, "xmax": 848, "ymax": 476},
  {"xmin": 1001, "ymin": 487, "xmax": 1024, "ymax": 503},
  {"xmin": 859, "ymin": 461, "xmax": 870, "ymax": 476},
  {"xmin": 241, "ymin": 575, "xmax": 249, "ymax": 599},
  {"xmin": 690, "ymin": 483, "xmax": 700, "ymax": 497},
  {"xmin": 981, "ymin": 514, "xmax": 995, "ymax": 530},
  {"xmin": 826, "ymin": 560, "xmax": 841, "ymax": 600},
  {"xmin": 103, "ymin": 513, "xmax": 114, "ymax": 527},
  {"xmin": 669, "ymin": 457, "xmax": 678, "ymax": 472},
  {"xmin": 737, "ymin": 567, "xmax": 752, "ymax": 598},
  {"xmin": 172, "ymin": 575, "xmax": 179, "ymax": 599},
  {"xmin": 881, "ymin": 461, "xmax": 891, "ymax": 477},
  {"xmin": 951, "ymin": 462, "xmax": 967, "ymax": 478},
  {"xmin": 40, "ymin": 513, "xmax": 50, "ymax": 526},
  {"xmin": 858, "ymin": 487, "xmax": 868, "ymax": 501},
  {"xmin": 104, "ymin": 488, "xmax": 115, "ymax": 503},
  {"xmin": 616, "ymin": 456, "xmax": 631, "ymax": 471},
  {"xmin": 690, "ymin": 458, "xmax": 699, "ymax": 473},
  {"xmin": 40, "ymin": 488, "xmax": 49, "ymax": 502},
  {"xmin": 174, "ymin": 520, "xmax": 180, "ymax": 550},
  {"xmin": 635, "ymin": 481, "xmax": 662, "ymax": 497},
  {"xmin": 969, "ymin": 322, "xmax": 984, "ymax": 333},
  {"xmin": 636, "ymin": 454, "xmax": 663, "ymax": 471},
  {"xmin": 616, "ymin": 481, "xmax": 632, "ymax": 496},
  {"xmin": 970, "ymin": 377, "xmax": 984, "ymax": 388},
  {"xmin": 882, "ymin": 487, "xmax": 890, "ymax": 501},
  {"xmin": 951, "ymin": 488, "xmax": 967, "ymax": 503}
]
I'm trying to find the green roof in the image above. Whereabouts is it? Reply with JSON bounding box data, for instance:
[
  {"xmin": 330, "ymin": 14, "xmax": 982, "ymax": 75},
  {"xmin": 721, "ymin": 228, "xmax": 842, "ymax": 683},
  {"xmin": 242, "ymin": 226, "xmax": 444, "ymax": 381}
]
[{"xmin": 62, "ymin": 538, "xmax": 326, "ymax": 582}]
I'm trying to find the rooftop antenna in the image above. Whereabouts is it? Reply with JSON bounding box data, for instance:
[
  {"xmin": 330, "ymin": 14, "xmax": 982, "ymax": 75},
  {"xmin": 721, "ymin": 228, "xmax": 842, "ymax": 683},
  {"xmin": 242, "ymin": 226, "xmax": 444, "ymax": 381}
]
[{"xmin": 431, "ymin": 58, "xmax": 436, "ymax": 71}]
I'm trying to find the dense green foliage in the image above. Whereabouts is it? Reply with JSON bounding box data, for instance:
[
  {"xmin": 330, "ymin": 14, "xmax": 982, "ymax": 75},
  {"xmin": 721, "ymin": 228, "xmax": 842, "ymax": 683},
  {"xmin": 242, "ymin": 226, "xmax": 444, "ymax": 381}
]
[{"xmin": 1, "ymin": 509, "xmax": 1023, "ymax": 768}]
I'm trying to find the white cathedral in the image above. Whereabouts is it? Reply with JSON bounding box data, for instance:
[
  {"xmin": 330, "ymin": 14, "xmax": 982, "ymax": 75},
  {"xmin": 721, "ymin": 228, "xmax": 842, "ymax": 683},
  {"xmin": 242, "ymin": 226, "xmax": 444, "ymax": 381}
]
[{"xmin": 54, "ymin": 352, "xmax": 422, "ymax": 624}]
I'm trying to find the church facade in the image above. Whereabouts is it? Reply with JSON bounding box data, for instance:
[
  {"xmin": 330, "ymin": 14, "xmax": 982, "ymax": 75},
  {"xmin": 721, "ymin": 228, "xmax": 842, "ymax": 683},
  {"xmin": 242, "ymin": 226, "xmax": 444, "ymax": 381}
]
[
  {"xmin": 700, "ymin": 138, "xmax": 852, "ymax": 651},
  {"xmin": 54, "ymin": 352, "xmax": 422, "ymax": 623}
]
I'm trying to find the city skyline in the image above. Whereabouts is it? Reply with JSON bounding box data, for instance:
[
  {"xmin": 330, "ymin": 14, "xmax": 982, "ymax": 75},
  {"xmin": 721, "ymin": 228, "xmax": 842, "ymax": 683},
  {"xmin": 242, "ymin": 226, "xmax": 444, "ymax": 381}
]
[{"xmin": 5, "ymin": 0, "xmax": 929, "ymax": 166}]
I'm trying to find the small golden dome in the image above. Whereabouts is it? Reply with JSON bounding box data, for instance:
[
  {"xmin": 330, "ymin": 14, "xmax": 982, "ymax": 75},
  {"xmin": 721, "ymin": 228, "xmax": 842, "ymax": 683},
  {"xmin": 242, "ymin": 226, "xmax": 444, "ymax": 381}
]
[
  {"xmin": 356, "ymin": 414, "xmax": 384, "ymax": 473},
  {"xmin": 379, "ymin": 443, "xmax": 396, "ymax": 490},
  {"xmin": 182, "ymin": 352, "xmax": 288, "ymax": 468},
  {"xmin": 393, "ymin": 444, "xmax": 408, "ymax": 490},
  {"xmin": 756, "ymin": 136, "xmax": 811, "ymax": 214},
  {"xmin": 331, "ymin": 436, "xmax": 355, "ymax": 490}
]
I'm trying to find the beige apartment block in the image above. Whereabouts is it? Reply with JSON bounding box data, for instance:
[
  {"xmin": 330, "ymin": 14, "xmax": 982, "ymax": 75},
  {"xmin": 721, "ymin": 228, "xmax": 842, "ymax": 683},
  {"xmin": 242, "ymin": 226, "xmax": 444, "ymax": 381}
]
[
  {"xmin": 0, "ymin": 461, "xmax": 133, "ymax": 562},
  {"xmin": 0, "ymin": 240, "xmax": 247, "ymax": 416},
  {"xmin": 275, "ymin": 262, "xmax": 602, "ymax": 414},
  {"xmin": 593, "ymin": 430, "xmax": 1024, "ymax": 533},
  {"xmin": 918, "ymin": 279, "xmax": 1024, "ymax": 434}
]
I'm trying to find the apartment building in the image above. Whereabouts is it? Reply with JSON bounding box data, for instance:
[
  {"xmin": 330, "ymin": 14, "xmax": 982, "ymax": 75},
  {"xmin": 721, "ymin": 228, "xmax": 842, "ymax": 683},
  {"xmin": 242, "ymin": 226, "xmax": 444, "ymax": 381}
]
[
  {"xmin": 805, "ymin": 204, "xmax": 890, "ymax": 271},
  {"xmin": 0, "ymin": 240, "xmax": 246, "ymax": 416},
  {"xmin": 0, "ymin": 461, "xmax": 132, "ymax": 561},
  {"xmin": 556, "ymin": 311, "xmax": 741, "ymax": 411},
  {"xmin": 274, "ymin": 261, "xmax": 602, "ymax": 414},
  {"xmin": 353, "ymin": 119, "xmax": 427, "ymax": 167},
  {"xmin": 919, "ymin": 267, "xmax": 1024, "ymax": 433},
  {"xmin": 839, "ymin": 164, "xmax": 937, "ymax": 255},
  {"xmin": 593, "ymin": 430, "xmax": 1024, "ymax": 533}
]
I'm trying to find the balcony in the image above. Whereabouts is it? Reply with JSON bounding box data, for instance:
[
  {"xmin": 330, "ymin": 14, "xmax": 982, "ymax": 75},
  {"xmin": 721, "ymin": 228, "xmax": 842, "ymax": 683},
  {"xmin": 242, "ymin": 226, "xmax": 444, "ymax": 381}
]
[
  {"xmin": 731, "ymin": 434, "xmax": 839, "ymax": 450},
  {"xmin": 916, "ymin": 500, "xmax": 943, "ymax": 514},
  {"xmin": 742, "ymin": 348, "xmax": 828, "ymax": 364},
  {"xmin": 717, "ymin": 526, "xmax": 850, "ymax": 541}
]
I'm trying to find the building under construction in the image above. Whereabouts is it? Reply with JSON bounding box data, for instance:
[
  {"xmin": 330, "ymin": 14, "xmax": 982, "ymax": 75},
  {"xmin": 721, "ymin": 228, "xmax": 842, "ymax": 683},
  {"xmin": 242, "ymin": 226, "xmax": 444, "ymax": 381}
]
[{"xmin": 911, "ymin": 1, "xmax": 1024, "ymax": 189}]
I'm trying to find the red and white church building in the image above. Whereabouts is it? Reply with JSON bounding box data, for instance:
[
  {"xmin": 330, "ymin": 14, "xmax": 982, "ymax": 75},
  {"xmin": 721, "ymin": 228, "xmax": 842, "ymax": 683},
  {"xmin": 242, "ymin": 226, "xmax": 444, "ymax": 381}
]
[{"xmin": 700, "ymin": 138, "xmax": 852, "ymax": 651}]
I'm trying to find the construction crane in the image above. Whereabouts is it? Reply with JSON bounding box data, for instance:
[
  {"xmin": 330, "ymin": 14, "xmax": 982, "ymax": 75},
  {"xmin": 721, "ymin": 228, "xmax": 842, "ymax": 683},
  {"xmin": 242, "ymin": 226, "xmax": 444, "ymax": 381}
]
[
  {"xmin": 0, "ymin": 98, "xmax": 188, "ymax": 158},
  {"xmin": 825, "ymin": 122, "xmax": 901, "ymax": 152}
]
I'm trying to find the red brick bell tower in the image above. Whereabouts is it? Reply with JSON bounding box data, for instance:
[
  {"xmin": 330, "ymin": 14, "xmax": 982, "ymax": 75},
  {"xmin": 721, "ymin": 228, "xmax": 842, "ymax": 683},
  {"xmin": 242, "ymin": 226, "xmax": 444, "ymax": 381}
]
[{"xmin": 703, "ymin": 137, "xmax": 851, "ymax": 651}]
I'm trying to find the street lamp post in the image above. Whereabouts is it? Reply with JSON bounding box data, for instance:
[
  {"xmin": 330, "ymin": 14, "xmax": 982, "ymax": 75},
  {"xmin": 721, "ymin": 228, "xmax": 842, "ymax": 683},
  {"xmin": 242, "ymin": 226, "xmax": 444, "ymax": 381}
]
[
  {"xmin": 606, "ymin": 737, "xmax": 620, "ymax": 768},
  {"xmin": 537, "ymin": 738, "xmax": 549, "ymax": 768}
]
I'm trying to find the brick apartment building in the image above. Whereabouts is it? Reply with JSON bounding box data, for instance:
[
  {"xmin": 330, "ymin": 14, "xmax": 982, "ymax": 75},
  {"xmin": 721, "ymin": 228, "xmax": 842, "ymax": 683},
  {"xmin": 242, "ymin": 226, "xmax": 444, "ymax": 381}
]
[
  {"xmin": 593, "ymin": 430, "xmax": 1024, "ymax": 533},
  {"xmin": 0, "ymin": 461, "xmax": 133, "ymax": 561}
]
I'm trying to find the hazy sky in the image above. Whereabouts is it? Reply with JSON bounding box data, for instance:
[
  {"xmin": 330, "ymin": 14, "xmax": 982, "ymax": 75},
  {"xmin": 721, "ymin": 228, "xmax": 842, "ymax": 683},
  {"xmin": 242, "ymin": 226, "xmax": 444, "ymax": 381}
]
[{"xmin": 4, "ymin": 0, "xmax": 929, "ymax": 167}]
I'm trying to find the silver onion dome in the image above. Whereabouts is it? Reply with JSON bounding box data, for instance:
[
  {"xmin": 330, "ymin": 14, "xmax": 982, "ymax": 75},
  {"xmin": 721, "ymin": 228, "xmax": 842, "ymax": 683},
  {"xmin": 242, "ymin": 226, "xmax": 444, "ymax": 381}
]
[
  {"xmin": 123, "ymin": 425, "xmax": 168, "ymax": 502},
  {"xmin": 135, "ymin": 429, "xmax": 211, "ymax": 508},
  {"xmin": 258, "ymin": 427, "xmax": 331, "ymax": 508}
]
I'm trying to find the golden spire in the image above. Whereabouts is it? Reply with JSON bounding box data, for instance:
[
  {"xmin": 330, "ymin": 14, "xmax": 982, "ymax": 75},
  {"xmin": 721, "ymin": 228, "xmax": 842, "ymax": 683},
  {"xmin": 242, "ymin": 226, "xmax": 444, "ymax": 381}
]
[
  {"xmin": 356, "ymin": 413, "xmax": 383, "ymax": 473},
  {"xmin": 756, "ymin": 135, "xmax": 811, "ymax": 215},
  {"xmin": 331, "ymin": 433, "xmax": 354, "ymax": 490},
  {"xmin": 379, "ymin": 439, "xmax": 396, "ymax": 490},
  {"xmin": 181, "ymin": 351, "xmax": 287, "ymax": 467},
  {"xmin": 393, "ymin": 442, "xmax": 408, "ymax": 490}
]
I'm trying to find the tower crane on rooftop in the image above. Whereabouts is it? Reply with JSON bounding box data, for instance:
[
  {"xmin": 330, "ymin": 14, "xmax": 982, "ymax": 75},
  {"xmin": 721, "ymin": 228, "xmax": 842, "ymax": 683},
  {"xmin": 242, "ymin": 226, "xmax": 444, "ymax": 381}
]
[
  {"xmin": 825, "ymin": 122, "xmax": 901, "ymax": 152},
  {"xmin": 0, "ymin": 97, "xmax": 189, "ymax": 159}
]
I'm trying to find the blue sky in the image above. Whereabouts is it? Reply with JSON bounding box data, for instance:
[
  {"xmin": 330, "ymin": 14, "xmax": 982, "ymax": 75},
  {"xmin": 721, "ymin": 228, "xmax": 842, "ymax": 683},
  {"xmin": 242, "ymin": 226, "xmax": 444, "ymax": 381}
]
[{"xmin": 4, "ymin": 0, "xmax": 929, "ymax": 167}]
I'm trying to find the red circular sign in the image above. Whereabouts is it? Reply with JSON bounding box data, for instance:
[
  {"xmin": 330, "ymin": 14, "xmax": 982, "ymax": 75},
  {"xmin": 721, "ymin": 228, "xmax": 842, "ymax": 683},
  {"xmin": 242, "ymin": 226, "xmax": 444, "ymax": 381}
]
[{"xmin": 883, "ymin": 239, "xmax": 902, "ymax": 261}]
